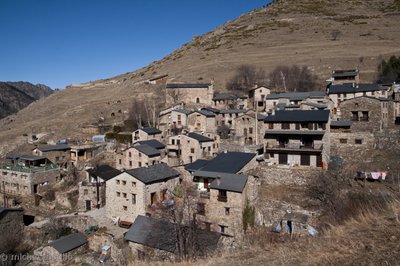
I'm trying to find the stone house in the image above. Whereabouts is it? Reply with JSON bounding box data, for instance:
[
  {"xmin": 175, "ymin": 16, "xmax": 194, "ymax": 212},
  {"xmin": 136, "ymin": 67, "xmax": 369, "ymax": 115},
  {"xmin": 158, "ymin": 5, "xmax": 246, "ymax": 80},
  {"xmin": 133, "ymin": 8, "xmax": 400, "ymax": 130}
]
[
  {"xmin": 265, "ymin": 92, "xmax": 326, "ymax": 113},
  {"xmin": 167, "ymin": 132, "xmax": 220, "ymax": 166},
  {"xmin": 216, "ymin": 109, "xmax": 248, "ymax": 131},
  {"xmin": 248, "ymin": 86, "xmax": 271, "ymax": 111},
  {"xmin": 159, "ymin": 108, "xmax": 192, "ymax": 136},
  {"xmin": 327, "ymin": 83, "xmax": 390, "ymax": 114},
  {"xmin": 40, "ymin": 233, "xmax": 88, "ymax": 266},
  {"xmin": 264, "ymin": 110, "xmax": 331, "ymax": 168},
  {"xmin": 339, "ymin": 96, "xmax": 400, "ymax": 132},
  {"xmin": 233, "ymin": 111, "xmax": 267, "ymax": 146},
  {"xmin": 132, "ymin": 127, "xmax": 162, "ymax": 142},
  {"xmin": 106, "ymin": 163, "xmax": 180, "ymax": 223},
  {"xmin": 70, "ymin": 144, "xmax": 102, "ymax": 167},
  {"xmin": 212, "ymin": 93, "xmax": 248, "ymax": 110},
  {"xmin": 187, "ymin": 110, "xmax": 217, "ymax": 133},
  {"xmin": 146, "ymin": 74, "xmax": 169, "ymax": 85},
  {"xmin": 124, "ymin": 215, "xmax": 220, "ymax": 261},
  {"xmin": 330, "ymin": 69, "xmax": 359, "ymax": 85},
  {"xmin": 32, "ymin": 144, "xmax": 71, "ymax": 168},
  {"xmin": 185, "ymin": 151, "xmax": 257, "ymax": 237},
  {"xmin": 116, "ymin": 144, "xmax": 162, "ymax": 170},
  {"xmin": 165, "ymin": 83, "xmax": 214, "ymax": 107},
  {"xmin": 0, "ymin": 154, "xmax": 60, "ymax": 198},
  {"xmin": 0, "ymin": 207, "xmax": 24, "ymax": 241},
  {"xmin": 79, "ymin": 165, "xmax": 121, "ymax": 211}
]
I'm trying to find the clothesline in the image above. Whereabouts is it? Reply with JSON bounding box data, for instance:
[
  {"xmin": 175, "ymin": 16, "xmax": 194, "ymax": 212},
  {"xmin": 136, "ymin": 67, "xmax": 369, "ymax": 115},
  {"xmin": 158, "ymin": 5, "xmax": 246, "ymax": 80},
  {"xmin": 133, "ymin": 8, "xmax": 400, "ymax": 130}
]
[{"xmin": 356, "ymin": 171, "xmax": 387, "ymax": 181}]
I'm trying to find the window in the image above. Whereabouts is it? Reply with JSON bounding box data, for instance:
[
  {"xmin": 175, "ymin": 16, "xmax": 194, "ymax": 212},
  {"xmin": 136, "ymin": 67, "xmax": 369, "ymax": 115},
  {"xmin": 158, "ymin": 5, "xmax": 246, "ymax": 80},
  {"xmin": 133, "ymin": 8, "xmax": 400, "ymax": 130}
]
[
  {"xmin": 218, "ymin": 190, "xmax": 227, "ymax": 202},
  {"xmin": 225, "ymin": 207, "xmax": 230, "ymax": 215},
  {"xmin": 132, "ymin": 182, "xmax": 136, "ymax": 187},
  {"xmin": 196, "ymin": 97, "xmax": 200, "ymax": 103},
  {"xmin": 197, "ymin": 203, "xmax": 205, "ymax": 215},
  {"xmin": 84, "ymin": 189, "xmax": 88, "ymax": 195},
  {"xmin": 351, "ymin": 111, "xmax": 359, "ymax": 121},
  {"xmin": 219, "ymin": 225, "xmax": 226, "ymax": 234},
  {"xmin": 295, "ymin": 123, "xmax": 300, "ymax": 130},
  {"xmin": 282, "ymin": 123, "xmax": 290, "ymax": 130},
  {"xmin": 55, "ymin": 156, "xmax": 60, "ymax": 161},
  {"xmin": 137, "ymin": 250, "xmax": 146, "ymax": 261},
  {"xmin": 355, "ymin": 139, "xmax": 363, "ymax": 145},
  {"xmin": 172, "ymin": 139, "xmax": 175, "ymax": 145},
  {"xmin": 132, "ymin": 194, "xmax": 136, "ymax": 204},
  {"xmin": 139, "ymin": 153, "xmax": 142, "ymax": 158},
  {"xmin": 116, "ymin": 192, "xmax": 120, "ymax": 197},
  {"xmin": 119, "ymin": 159, "xmax": 122, "ymax": 165},
  {"xmin": 116, "ymin": 180, "xmax": 120, "ymax": 185},
  {"xmin": 123, "ymin": 206, "xmax": 127, "ymax": 211},
  {"xmin": 128, "ymin": 152, "xmax": 132, "ymax": 157},
  {"xmin": 123, "ymin": 193, "xmax": 127, "ymax": 198},
  {"xmin": 340, "ymin": 138, "xmax": 348, "ymax": 144},
  {"xmin": 129, "ymin": 161, "xmax": 132, "ymax": 167},
  {"xmin": 191, "ymin": 148, "xmax": 195, "ymax": 153},
  {"xmin": 361, "ymin": 111, "xmax": 369, "ymax": 121},
  {"xmin": 138, "ymin": 162, "xmax": 142, "ymax": 167},
  {"xmin": 122, "ymin": 180, "xmax": 126, "ymax": 185},
  {"xmin": 249, "ymin": 127, "xmax": 253, "ymax": 134}
]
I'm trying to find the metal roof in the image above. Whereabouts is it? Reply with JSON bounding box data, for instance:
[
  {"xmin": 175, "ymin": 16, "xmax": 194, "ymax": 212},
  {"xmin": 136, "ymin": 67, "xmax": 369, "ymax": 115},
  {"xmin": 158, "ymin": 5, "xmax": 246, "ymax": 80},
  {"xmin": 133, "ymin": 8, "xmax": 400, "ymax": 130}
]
[
  {"xmin": 125, "ymin": 215, "xmax": 220, "ymax": 254},
  {"xmin": 264, "ymin": 110, "xmax": 330, "ymax": 123},
  {"xmin": 136, "ymin": 139, "xmax": 165, "ymax": 150},
  {"xmin": 328, "ymin": 83, "xmax": 385, "ymax": 94},
  {"xmin": 36, "ymin": 144, "xmax": 71, "ymax": 152},
  {"xmin": 166, "ymin": 83, "xmax": 211, "ymax": 89},
  {"xmin": 133, "ymin": 144, "xmax": 161, "ymax": 157},
  {"xmin": 125, "ymin": 163, "xmax": 179, "ymax": 185},
  {"xmin": 139, "ymin": 127, "xmax": 162, "ymax": 135},
  {"xmin": 199, "ymin": 151, "xmax": 256, "ymax": 174},
  {"xmin": 87, "ymin": 165, "xmax": 121, "ymax": 181},
  {"xmin": 187, "ymin": 132, "xmax": 213, "ymax": 143},
  {"xmin": 48, "ymin": 233, "xmax": 87, "ymax": 254}
]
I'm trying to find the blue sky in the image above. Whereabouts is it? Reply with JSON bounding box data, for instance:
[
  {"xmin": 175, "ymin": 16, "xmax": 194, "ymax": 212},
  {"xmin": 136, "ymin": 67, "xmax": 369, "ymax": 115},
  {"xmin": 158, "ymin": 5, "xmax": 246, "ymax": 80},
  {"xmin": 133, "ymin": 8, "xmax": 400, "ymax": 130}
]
[{"xmin": 0, "ymin": 0, "xmax": 269, "ymax": 89}]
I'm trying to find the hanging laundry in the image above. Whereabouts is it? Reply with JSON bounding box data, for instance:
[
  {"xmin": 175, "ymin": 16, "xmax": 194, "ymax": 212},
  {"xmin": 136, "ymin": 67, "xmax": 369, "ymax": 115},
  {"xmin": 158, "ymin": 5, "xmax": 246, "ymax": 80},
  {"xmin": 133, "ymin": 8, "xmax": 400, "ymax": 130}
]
[{"xmin": 371, "ymin": 172, "xmax": 381, "ymax": 180}]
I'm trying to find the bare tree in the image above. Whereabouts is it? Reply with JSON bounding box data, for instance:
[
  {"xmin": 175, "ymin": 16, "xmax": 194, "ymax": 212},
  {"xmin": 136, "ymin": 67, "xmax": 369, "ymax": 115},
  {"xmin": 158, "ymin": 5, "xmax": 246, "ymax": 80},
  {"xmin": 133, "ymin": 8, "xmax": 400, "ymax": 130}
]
[
  {"xmin": 268, "ymin": 65, "xmax": 319, "ymax": 92},
  {"xmin": 226, "ymin": 64, "xmax": 267, "ymax": 92},
  {"xmin": 128, "ymin": 88, "xmax": 163, "ymax": 129}
]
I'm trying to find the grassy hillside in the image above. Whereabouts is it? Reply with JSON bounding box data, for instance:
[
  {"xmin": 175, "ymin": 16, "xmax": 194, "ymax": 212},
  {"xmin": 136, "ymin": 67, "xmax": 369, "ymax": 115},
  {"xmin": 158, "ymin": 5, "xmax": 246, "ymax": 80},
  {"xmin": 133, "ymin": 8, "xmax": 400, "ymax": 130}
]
[{"xmin": 1, "ymin": 0, "xmax": 400, "ymax": 156}]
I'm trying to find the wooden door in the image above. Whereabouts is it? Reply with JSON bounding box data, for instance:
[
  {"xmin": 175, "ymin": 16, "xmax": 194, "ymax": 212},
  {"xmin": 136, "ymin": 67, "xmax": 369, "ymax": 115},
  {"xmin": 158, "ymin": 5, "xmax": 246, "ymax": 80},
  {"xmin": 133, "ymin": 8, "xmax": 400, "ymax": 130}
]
[
  {"xmin": 300, "ymin": 154, "xmax": 310, "ymax": 166},
  {"xmin": 278, "ymin": 153, "xmax": 288, "ymax": 165},
  {"xmin": 316, "ymin": 154, "xmax": 323, "ymax": 167},
  {"xmin": 86, "ymin": 200, "xmax": 92, "ymax": 211}
]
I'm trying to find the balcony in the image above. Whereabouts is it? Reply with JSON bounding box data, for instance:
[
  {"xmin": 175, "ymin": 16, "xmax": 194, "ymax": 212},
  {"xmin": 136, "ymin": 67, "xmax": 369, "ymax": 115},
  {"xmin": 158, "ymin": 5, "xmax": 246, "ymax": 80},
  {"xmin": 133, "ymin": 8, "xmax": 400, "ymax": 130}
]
[
  {"xmin": 266, "ymin": 143, "xmax": 323, "ymax": 153},
  {"xmin": 2, "ymin": 163, "xmax": 59, "ymax": 173}
]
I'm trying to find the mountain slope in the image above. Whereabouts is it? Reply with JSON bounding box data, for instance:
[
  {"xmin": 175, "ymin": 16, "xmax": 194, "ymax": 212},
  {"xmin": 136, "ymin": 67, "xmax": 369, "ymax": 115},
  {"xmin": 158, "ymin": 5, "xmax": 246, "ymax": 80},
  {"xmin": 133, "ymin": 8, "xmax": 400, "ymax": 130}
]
[
  {"xmin": 1, "ymin": 0, "xmax": 400, "ymax": 156},
  {"xmin": 0, "ymin": 82, "xmax": 53, "ymax": 119}
]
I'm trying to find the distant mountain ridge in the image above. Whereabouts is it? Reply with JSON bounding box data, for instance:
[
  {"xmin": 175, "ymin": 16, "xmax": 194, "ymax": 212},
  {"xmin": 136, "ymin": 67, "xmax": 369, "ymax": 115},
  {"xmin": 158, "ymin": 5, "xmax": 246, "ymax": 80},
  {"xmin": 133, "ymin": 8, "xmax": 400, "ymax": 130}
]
[{"xmin": 0, "ymin": 81, "xmax": 53, "ymax": 119}]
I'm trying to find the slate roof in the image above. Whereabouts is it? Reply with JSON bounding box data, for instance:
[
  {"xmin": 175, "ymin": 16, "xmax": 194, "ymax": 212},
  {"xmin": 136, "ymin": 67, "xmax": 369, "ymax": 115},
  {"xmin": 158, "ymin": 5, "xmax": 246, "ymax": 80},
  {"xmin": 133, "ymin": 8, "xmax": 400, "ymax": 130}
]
[
  {"xmin": 302, "ymin": 102, "xmax": 328, "ymax": 109},
  {"xmin": 0, "ymin": 207, "xmax": 23, "ymax": 219},
  {"xmin": 166, "ymin": 83, "xmax": 211, "ymax": 89},
  {"xmin": 193, "ymin": 171, "xmax": 248, "ymax": 193},
  {"xmin": 48, "ymin": 233, "xmax": 87, "ymax": 254},
  {"xmin": 184, "ymin": 159, "xmax": 209, "ymax": 172},
  {"xmin": 173, "ymin": 109, "xmax": 192, "ymax": 115},
  {"xmin": 133, "ymin": 144, "xmax": 161, "ymax": 157},
  {"xmin": 264, "ymin": 110, "xmax": 330, "ymax": 123},
  {"xmin": 187, "ymin": 133, "xmax": 213, "ymax": 143},
  {"xmin": 219, "ymin": 109, "xmax": 248, "ymax": 114},
  {"xmin": 87, "ymin": 165, "xmax": 121, "ymax": 181},
  {"xmin": 36, "ymin": 144, "xmax": 71, "ymax": 152},
  {"xmin": 199, "ymin": 151, "xmax": 256, "ymax": 174},
  {"xmin": 125, "ymin": 215, "xmax": 220, "ymax": 254},
  {"xmin": 328, "ymin": 83, "xmax": 385, "ymax": 94},
  {"xmin": 136, "ymin": 139, "xmax": 165, "ymax": 150},
  {"xmin": 125, "ymin": 163, "xmax": 180, "ymax": 185},
  {"xmin": 330, "ymin": 120, "xmax": 352, "ymax": 127},
  {"xmin": 240, "ymin": 112, "xmax": 268, "ymax": 121},
  {"xmin": 266, "ymin": 91, "xmax": 325, "ymax": 101},
  {"xmin": 212, "ymin": 93, "xmax": 238, "ymax": 101},
  {"xmin": 193, "ymin": 109, "xmax": 215, "ymax": 117},
  {"xmin": 201, "ymin": 107, "xmax": 220, "ymax": 114},
  {"xmin": 264, "ymin": 131, "xmax": 325, "ymax": 136},
  {"xmin": 140, "ymin": 127, "xmax": 162, "ymax": 135}
]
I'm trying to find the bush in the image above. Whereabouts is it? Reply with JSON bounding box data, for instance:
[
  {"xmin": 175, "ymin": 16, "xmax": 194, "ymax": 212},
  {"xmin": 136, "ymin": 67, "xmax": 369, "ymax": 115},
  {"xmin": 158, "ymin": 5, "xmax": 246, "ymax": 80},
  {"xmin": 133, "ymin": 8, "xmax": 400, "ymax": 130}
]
[{"xmin": 243, "ymin": 199, "xmax": 255, "ymax": 233}]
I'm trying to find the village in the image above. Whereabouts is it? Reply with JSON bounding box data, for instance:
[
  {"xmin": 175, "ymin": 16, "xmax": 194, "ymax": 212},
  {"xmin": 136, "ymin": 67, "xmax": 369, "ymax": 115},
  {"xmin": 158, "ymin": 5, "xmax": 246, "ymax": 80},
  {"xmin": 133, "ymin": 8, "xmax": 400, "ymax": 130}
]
[{"xmin": 1, "ymin": 68, "xmax": 400, "ymax": 265}]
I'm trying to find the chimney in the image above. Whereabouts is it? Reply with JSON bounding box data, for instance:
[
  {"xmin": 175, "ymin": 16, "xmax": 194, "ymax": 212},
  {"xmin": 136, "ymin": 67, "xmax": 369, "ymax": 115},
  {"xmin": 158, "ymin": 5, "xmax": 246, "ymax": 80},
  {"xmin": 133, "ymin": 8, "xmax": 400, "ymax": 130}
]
[
  {"xmin": 224, "ymin": 150, "xmax": 228, "ymax": 154},
  {"xmin": 216, "ymin": 177, "xmax": 221, "ymax": 186}
]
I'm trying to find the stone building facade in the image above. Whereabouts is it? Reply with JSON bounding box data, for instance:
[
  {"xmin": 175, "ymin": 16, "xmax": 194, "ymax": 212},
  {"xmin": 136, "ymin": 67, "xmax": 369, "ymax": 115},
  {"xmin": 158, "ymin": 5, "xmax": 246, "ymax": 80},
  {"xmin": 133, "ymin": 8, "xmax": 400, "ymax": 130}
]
[
  {"xmin": 264, "ymin": 110, "xmax": 331, "ymax": 168},
  {"xmin": 264, "ymin": 92, "xmax": 326, "ymax": 113},
  {"xmin": 217, "ymin": 109, "xmax": 248, "ymax": 130},
  {"xmin": 165, "ymin": 83, "xmax": 214, "ymax": 107},
  {"xmin": 132, "ymin": 127, "xmax": 163, "ymax": 142},
  {"xmin": 339, "ymin": 96, "xmax": 398, "ymax": 132},
  {"xmin": 248, "ymin": 86, "xmax": 271, "ymax": 111},
  {"xmin": 0, "ymin": 155, "xmax": 60, "ymax": 197},
  {"xmin": 233, "ymin": 111, "xmax": 266, "ymax": 146},
  {"xmin": 167, "ymin": 133, "xmax": 220, "ymax": 166},
  {"xmin": 32, "ymin": 144, "xmax": 71, "ymax": 168},
  {"xmin": 187, "ymin": 110, "xmax": 217, "ymax": 133},
  {"xmin": 116, "ymin": 145, "xmax": 162, "ymax": 170},
  {"xmin": 106, "ymin": 163, "xmax": 180, "ymax": 223}
]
